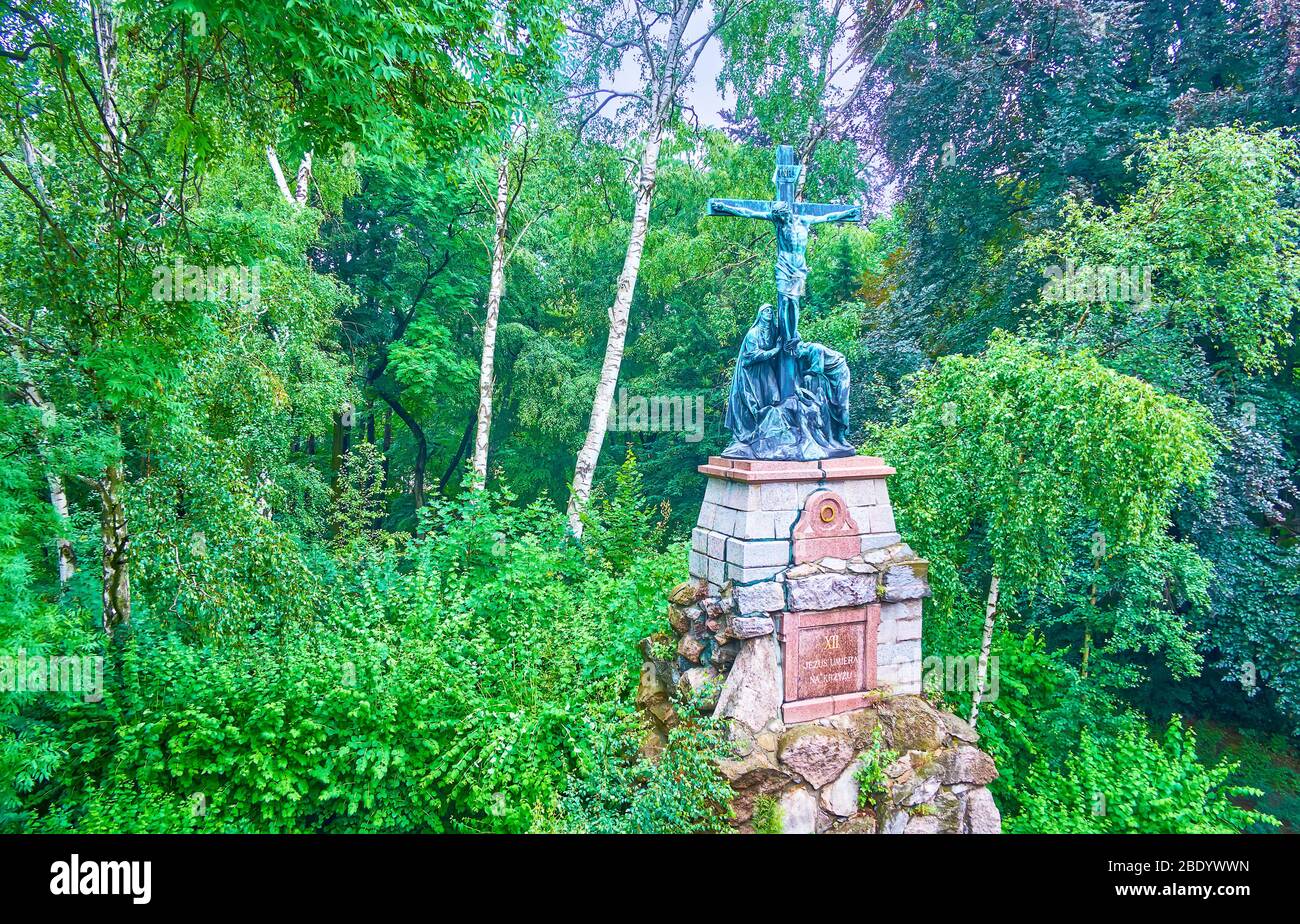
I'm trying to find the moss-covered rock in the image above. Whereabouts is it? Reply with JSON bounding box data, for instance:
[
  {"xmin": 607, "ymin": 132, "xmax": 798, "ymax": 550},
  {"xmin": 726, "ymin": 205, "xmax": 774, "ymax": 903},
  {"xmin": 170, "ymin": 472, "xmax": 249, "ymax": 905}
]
[
  {"xmin": 668, "ymin": 580, "xmax": 706, "ymax": 606},
  {"xmin": 778, "ymin": 725, "xmax": 855, "ymax": 788},
  {"xmin": 829, "ymin": 812, "xmax": 879, "ymax": 834},
  {"xmin": 880, "ymin": 696, "xmax": 946, "ymax": 751}
]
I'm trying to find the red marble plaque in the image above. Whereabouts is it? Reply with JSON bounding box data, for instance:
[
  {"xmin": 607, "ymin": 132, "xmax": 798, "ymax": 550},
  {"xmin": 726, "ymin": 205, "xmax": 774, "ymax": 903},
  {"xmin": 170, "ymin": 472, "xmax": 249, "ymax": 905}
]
[{"xmin": 781, "ymin": 605, "xmax": 879, "ymax": 704}]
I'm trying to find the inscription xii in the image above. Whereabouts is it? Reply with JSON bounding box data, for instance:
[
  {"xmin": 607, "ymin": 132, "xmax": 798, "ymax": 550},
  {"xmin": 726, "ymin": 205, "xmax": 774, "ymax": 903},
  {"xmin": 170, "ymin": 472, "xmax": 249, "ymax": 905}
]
[
  {"xmin": 781, "ymin": 605, "xmax": 880, "ymax": 704},
  {"xmin": 794, "ymin": 623, "xmax": 865, "ymax": 699}
]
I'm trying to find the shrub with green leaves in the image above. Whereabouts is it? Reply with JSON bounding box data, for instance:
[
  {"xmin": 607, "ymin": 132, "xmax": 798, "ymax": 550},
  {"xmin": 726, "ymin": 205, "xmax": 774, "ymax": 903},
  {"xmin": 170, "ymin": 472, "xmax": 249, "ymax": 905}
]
[
  {"xmin": 4, "ymin": 454, "xmax": 732, "ymax": 834},
  {"xmin": 855, "ymin": 725, "xmax": 899, "ymax": 812},
  {"xmin": 751, "ymin": 795, "xmax": 782, "ymax": 835},
  {"xmin": 554, "ymin": 719, "xmax": 734, "ymax": 834},
  {"xmin": 1011, "ymin": 716, "xmax": 1278, "ymax": 834}
]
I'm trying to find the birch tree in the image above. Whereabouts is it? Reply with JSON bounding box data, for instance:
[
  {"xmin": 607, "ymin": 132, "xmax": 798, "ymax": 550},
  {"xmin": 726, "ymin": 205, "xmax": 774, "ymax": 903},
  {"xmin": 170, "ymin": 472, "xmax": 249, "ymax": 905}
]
[
  {"xmin": 90, "ymin": 0, "xmax": 131, "ymax": 632},
  {"xmin": 564, "ymin": 0, "xmax": 747, "ymax": 536},
  {"xmin": 878, "ymin": 334, "xmax": 1215, "ymax": 729},
  {"xmin": 472, "ymin": 121, "xmax": 551, "ymax": 486},
  {"xmin": 6, "ymin": 127, "xmax": 75, "ymax": 585},
  {"xmin": 472, "ymin": 131, "xmax": 516, "ymax": 486}
]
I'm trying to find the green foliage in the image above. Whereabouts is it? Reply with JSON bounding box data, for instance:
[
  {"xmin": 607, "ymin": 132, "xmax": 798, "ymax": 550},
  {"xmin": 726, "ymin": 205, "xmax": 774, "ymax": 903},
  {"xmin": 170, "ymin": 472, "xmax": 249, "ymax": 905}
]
[
  {"xmin": 882, "ymin": 332, "xmax": 1216, "ymax": 593},
  {"xmin": 751, "ymin": 795, "xmax": 782, "ymax": 835},
  {"xmin": 1012, "ymin": 716, "xmax": 1278, "ymax": 834},
  {"xmin": 876, "ymin": 331, "xmax": 1236, "ymax": 822},
  {"xmin": 331, "ymin": 442, "xmax": 395, "ymax": 556},
  {"xmin": 38, "ymin": 781, "xmax": 211, "ymax": 835},
  {"xmin": 1195, "ymin": 722, "xmax": 1300, "ymax": 834},
  {"xmin": 587, "ymin": 448, "xmax": 668, "ymax": 571},
  {"xmin": 968, "ymin": 630, "xmax": 1117, "ymax": 819},
  {"xmin": 147, "ymin": 0, "xmax": 564, "ymax": 159},
  {"xmin": 555, "ymin": 720, "xmax": 734, "ymax": 834},
  {"xmin": 10, "ymin": 480, "xmax": 702, "ymax": 833},
  {"xmin": 1027, "ymin": 126, "xmax": 1299, "ymax": 376},
  {"xmin": 877, "ymin": 333, "xmax": 1217, "ymax": 724},
  {"xmin": 3, "ymin": 0, "xmax": 1299, "ymax": 836},
  {"xmin": 854, "ymin": 725, "xmax": 899, "ymax": 812},
  {"xmin": 717, "ymin": 0, "xmax": 853, "ymax": 166}
]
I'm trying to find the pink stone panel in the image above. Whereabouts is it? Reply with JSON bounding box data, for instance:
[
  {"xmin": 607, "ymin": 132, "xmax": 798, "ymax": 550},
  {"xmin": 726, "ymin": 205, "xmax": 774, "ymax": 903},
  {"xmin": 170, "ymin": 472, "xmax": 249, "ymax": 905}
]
[
  {"xmin": 783, "ymin": 696, "xmax": 837, "ymax": 724},
  {"xmin": 781, "ymin": 604, "xmax": 880, "ymax": 704},
  {"xmin": 781, "ymin": 604, "xmax": 881, "ymax": 724},
  {"xmin": 821, "ymin": 456, "xmax": 897, "ymax": 477},
  {"xmin": 832, "ymin": 692, "xmax": 880, "ymax": 712},
  {"xmin": 793, "ymin": 535, "xmax": 862, "ymax": 563},
  {"xmin": 865, "ymin": 602, "xmax": 879, "ymax": 689},
  {"xmin": 792, "ymin": 490, "xmax": 862, "ymax": 563},
  {"xmin": 795, "ymin": 624, "xmax": 864, "ymax": 699}
]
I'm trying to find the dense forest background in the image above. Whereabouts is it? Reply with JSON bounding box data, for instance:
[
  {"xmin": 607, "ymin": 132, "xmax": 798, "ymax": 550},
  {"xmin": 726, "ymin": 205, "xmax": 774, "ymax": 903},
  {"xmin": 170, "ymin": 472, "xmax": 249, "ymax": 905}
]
[{"xmin": 1, "ymin": 0, "xmax": 1297, "ymax": 833}]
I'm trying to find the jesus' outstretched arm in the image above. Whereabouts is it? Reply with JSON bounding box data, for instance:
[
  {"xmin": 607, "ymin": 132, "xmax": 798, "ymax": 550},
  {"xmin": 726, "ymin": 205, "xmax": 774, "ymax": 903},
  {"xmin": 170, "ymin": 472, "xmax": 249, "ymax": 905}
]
[
  {"xmin": 706, "ymin": 199, "xmax": 775, "ymax": 220},
  {"xmin": 807, "ymin": 205, "xmax": 862, "ymax": 225}
]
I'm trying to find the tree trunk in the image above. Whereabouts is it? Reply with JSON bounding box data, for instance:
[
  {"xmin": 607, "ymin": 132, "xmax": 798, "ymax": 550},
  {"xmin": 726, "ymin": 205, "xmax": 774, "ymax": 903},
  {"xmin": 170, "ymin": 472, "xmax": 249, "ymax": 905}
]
[
  {"xmin": 98, "ymin": 462, "xmax": 130, "ymax": 635},
  {"xmin": 472, "ymin": 131, "xmax": 516, "ymax": 488},
  {"xmin": 330, "ymin": 412, "xmax": 346, "ymax": 478},
  {"xmin": 90, "ymin": 5, "xmax": 130, "ymax": 628},
  {"xmin": 268, "ymin": 147, "xmax": 313, "ymax": 208},
  {"xmin": 566, "ymin": 117, "xmax": 665, "ymax": 536},
  {"xmin": 90, "ymin": 0, "xmax": 127, "ymax": 229},
  {"xmin": 969, "ymin": 573, "xmax": 1000, "ymax": 729},
  {"xmin": 440, "ymin": 415, "xmax": 476, "ymax": 495},
  {"xmin": 90, "ymin": 2, "xmax": 121, "ymax": 158},
  {"xmin": 1081, "ymin": 623, "xmax": 1093, "ymax": 679},
  {"xmin": 11, "ymin": 129, "xmax": 74, "ymax": 584},
  {"xmin": 19, "ymin": 130, "xmax": 51, "ymax": 204},
  {"xmin": 267, "ymin": 146, "xmax": 294, "ymax": 203},
  {"xmin": 47, "ymin": 470, "xmax": 76, "ymax": 585},
  {"xmin": 381, "ymin": 393, "xmax": 426, "ymax": 510},
  {"xmin": 294, "ymin": 150, "xmax": 313, "ymax": 206},
  {"xmin": 381, "ymin": 407, "xmax": 393, "ymax": 488},
  {"xmin": 17, "ymin": 361, "xmax": 78, "ymax": 585}
]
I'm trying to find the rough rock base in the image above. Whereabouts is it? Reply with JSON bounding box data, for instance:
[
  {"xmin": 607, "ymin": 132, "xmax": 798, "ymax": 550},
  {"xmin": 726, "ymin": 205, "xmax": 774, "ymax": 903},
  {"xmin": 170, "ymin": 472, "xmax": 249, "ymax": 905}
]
[{"xmin": 639, "ymin": 582, "xmax": 1002, "ymax": 834}]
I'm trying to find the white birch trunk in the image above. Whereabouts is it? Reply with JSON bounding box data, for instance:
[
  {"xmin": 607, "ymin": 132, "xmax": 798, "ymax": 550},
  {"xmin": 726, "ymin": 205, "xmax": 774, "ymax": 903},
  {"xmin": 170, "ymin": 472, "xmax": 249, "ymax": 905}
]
[
  {"xmin": 268, "ymin": 146, "xmax": 312, "ymax": 207},
  {"xmin": 563, "ymin": 0, "xmax": 711, "ymax": 536},
  {"xmin": 969, "ymin": 572, "xmax": 1001, "ymax": 729},
  {"xmin": 267, "ymin": 146, "xmax": 295, "ymax": 204},
  {"xmin": 566, "ymin": 118, "xmax": 665, "ymax": 536},
  {"xmin": 48, "ymin": 470, "xmax": 76, "ymax": 585},
  {"xmin": 19, "ymin": 131, "xmax": 51, "ymax": 203},
  {"xmin": 472, "ymin": 132, "xmax": 516, "ymax": 487},
  {"xmin": 91, "ymin": 2, "xmax": 130, "ymax": 625},
  {"xmin": 11, "ymin": 355, "xmax": 76, "ymax": 584},
  {"xmin": 294, "ymin": 150, "xmax": 313, "ymax": 206},
  {"xmin": 90, "ymin": 2, "xmax": 121, "ymax": 157}
]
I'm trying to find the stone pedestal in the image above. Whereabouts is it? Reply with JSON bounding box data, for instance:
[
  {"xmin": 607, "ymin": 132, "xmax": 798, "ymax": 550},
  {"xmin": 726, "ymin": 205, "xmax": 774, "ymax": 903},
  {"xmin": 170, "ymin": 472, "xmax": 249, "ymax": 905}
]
[
  {"xmin": 689, "ymin": 456, "xmax": 900, "ymax": 591},
  {"xmin": 688, "ymin": 456, "xmax": 929, "ymax": 718}
]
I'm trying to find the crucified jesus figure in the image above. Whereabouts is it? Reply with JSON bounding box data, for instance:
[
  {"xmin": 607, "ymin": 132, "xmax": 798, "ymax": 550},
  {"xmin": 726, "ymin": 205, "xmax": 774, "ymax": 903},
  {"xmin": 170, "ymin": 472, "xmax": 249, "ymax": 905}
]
[{"xmin": 709, "ymin": 197, "xmax": 859, "ymax": 358}]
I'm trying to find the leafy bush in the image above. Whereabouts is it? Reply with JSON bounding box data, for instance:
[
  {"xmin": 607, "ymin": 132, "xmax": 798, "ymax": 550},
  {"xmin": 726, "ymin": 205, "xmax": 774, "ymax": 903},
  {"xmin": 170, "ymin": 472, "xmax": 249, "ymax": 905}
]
[
  {"xmin": 4, "ymin": 452, "xmax": 734, "ymax": 834},
  {"xmin": 1194, "ymin": 722, "xmax": 1300, "ymax": 834},
  {"xmin": 553, "ymin": 719, "xmax": 734, "ymax": 834},
  {"xmin": 1011, "ymin": 715, "xmax": 1278, "ymax": 833},
  {"xmin": 854, "ymin": 725, "xmax": 899, "ymax": 811},
  {"xmin": 751, "ymin": 795, "xmax": 782, "ymax": 834}
]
